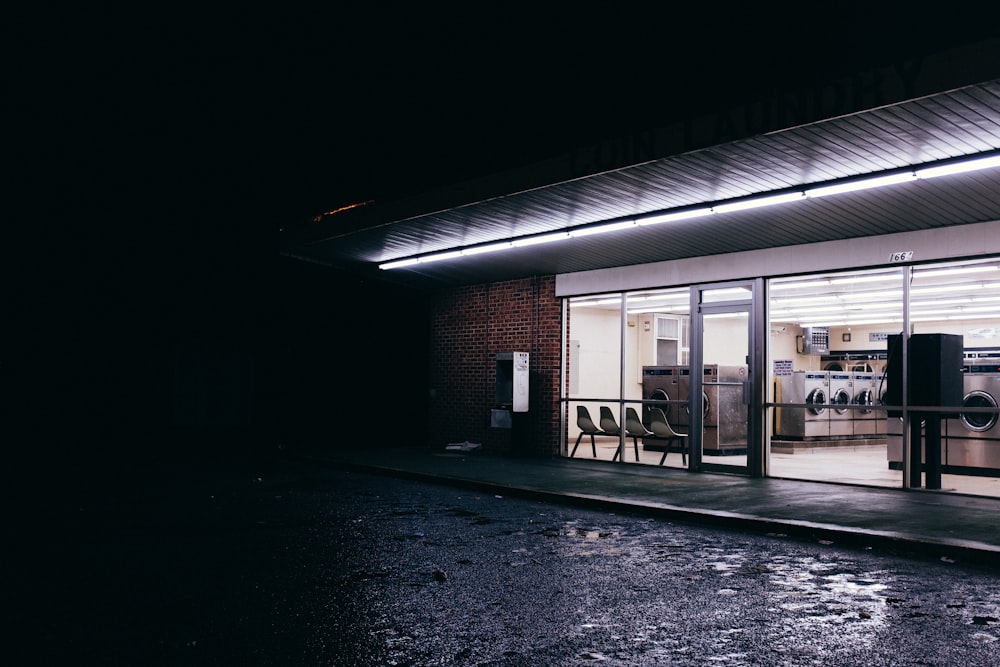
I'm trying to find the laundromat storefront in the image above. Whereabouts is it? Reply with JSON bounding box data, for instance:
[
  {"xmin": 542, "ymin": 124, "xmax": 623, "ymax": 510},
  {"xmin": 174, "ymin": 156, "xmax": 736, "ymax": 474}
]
[
  {"xmin": 558, "ymin": 222, "xmax": 1000, "ymax": 496},
  {"xmin": 278, "ymin": 70, "xmax": 1000, "ymax": 496}
]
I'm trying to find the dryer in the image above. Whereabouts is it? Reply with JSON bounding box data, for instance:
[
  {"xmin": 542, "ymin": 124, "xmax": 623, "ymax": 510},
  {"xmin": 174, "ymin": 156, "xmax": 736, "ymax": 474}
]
[
  {"xmin": 675, "ymin": 365, "xmax": 709, "ymax": 431},
  {"xmin": 776, "ymin": 371, "xmax": 829, "ymax": 439},
  {"xmin": 702, "ymin": 364, "xmax": 748, "ymax": 453},
  {"xmin": 641, "ymin": 366, "xmax": 678, "ymax": 444},
  {"xmin": 828, "ymin": 372, "xmax": 854, "ymax": 438},
  {"xmin": 945, "ymin": 359, "xmax": 1000, "ymax": 470}
]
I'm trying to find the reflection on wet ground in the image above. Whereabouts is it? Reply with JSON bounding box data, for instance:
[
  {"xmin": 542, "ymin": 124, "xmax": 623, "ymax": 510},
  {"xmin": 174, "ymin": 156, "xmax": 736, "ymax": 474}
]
[
  {"xmin": 355, "ymin": 497, "xmax": 1000, "ymax": 666},
  {"xmin": 41, "ymin": 461, "xmax": 999, "ymax": 665}
]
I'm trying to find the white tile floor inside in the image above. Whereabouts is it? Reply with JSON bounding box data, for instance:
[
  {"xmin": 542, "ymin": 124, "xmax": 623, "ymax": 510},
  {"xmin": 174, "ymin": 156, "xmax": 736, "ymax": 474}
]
[{"xmin": 572, "ymin": 439, "xmax": 1000, "ymax": 498}]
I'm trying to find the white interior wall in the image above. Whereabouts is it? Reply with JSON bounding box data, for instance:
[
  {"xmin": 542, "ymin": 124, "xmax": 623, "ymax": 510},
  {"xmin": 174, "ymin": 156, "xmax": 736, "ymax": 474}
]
[{"xmin": 569, "ymin": 308, "xmax": 621, "ymax": 400}]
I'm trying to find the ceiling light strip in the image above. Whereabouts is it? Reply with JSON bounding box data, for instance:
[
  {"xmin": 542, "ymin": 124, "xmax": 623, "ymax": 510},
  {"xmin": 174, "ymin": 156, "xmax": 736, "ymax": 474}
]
[{"xmin": 379, "ymin": 150, "xmax": 1000, "ymax": 270}]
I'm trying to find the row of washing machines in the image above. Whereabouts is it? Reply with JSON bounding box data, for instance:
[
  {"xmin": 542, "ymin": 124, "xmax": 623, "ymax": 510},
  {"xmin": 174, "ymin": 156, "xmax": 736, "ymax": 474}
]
[
  {"xmin": 641, "ymin": 365, "xmax": 748, "ymax": 454},
  {"xmin": 775, "ymin": 370, "xmax": 885, "ymax": 440},
  {"xmin": 887, "ymin": 358, "xmax": 1000, "ymax": 472}
]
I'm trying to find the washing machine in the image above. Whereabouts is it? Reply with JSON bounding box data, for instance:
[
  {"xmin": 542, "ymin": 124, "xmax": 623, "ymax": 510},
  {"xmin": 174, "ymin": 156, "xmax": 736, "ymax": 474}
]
[
  {"xmin": 851, "ymin": 372, "xmax": 878, "ymax": 437},
  {"xmin": 828, "ymin": 372, "xmax": 854, "ymax": 438},
  {"xmin": 873, "ymin": 372, "xmax": 888, "ymax": 435},
  {"xmin": 776, "ymin": 371, "xmax": 829, "ymax": 439},
  {"xmin": 702, "ymin": 365, "xmax": 748, "ymax": 453},
  {"xmin": 944, "ymin": 359, "xmax": 1000, "ymax": 470},
  {"xmin": 641, "ymin": 366, "xmax": 678, "ymax": 445}
]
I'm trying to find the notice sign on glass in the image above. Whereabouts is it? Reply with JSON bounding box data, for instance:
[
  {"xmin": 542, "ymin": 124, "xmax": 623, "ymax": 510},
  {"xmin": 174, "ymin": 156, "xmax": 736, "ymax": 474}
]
[{"xmin": 773, "ymin": 359, "xmax": 794, "ymax": 377}]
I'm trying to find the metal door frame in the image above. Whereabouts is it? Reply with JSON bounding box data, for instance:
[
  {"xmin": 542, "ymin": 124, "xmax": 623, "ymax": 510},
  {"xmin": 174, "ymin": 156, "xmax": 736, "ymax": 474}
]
[{"xmin": 689, "ymin": 278, "xmax": 766, "ymax": 476}]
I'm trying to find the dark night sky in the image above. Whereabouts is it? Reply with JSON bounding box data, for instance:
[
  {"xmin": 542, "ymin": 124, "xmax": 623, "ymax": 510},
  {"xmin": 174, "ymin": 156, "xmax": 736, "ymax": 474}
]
[{"xmin": 17, "ymin": 6, "xmax": 1000, "ymax": 234}]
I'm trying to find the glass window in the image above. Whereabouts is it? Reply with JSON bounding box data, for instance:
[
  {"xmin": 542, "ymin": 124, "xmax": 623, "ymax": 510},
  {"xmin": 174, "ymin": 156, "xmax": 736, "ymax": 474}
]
[
  {"xmin": 768, "ymin": 257, "xmax": 1000, "ymax": 495},
  {"xmin": 566, "ymin": 293, "xmax": 624, "ymax": 461}
]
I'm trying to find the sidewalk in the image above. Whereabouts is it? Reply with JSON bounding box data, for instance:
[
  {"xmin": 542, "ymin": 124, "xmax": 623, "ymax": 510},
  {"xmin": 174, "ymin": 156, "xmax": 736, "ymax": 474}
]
[{"xmin": 292, "ymin": 445, "xmax": 1000, "ymax": 568}]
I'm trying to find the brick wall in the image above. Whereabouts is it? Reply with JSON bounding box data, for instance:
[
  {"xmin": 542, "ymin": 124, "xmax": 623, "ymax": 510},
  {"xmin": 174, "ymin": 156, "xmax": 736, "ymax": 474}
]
[{"xmin": 429, "ymin": 275, "xmax": 562, "ymax": 456}]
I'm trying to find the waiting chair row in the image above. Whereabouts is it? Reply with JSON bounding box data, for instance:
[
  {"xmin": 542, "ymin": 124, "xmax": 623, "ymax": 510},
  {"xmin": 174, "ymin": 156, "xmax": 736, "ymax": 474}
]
[{"xmin": 570, "ymin": 405, "xmax": 687, "ymax": 465}]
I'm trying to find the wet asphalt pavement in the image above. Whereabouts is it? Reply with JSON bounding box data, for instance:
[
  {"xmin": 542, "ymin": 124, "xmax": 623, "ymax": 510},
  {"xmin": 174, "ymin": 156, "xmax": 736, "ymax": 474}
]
[{"xmin": 21, "ymin": 456, "xmax": 1000, "ymax": 665}]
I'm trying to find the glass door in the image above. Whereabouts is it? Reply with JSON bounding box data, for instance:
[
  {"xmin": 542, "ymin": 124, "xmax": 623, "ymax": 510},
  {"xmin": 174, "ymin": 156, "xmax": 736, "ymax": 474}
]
[{"xmin": 690, "ymin": 280, "xmax": 763, "ymax": 475}]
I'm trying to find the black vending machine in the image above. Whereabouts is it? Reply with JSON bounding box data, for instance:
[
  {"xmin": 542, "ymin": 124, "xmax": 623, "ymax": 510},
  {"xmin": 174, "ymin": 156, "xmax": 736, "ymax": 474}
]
[{"xmin": 885, "ymin": 333, "xmax": 964, "ymax": 488}]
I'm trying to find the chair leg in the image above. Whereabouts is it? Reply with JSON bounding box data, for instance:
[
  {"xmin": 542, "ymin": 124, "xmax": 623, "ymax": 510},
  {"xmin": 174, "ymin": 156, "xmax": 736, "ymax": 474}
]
[
  {"xmin": 633, "ymin": 437, "xmax": 639, "ymax": 461},
  {"xmin": 570, "ymin": 432, "xmax": 584, "ymax": 458},
  {"xmin": 612, "ymin": 442, "xmax": 621, "ymax": 461},
  {"xmin": 590, "ymin": 434, "xmax": 597, "ymax": 457},
  {"xmin": 658, "ymin": 447, "xmax": 668, "ymax": 466}
]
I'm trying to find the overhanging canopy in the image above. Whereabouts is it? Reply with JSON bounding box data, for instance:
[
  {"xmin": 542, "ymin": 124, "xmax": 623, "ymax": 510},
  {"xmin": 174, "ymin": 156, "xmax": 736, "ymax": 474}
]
[{"xmin": 281, "ymin": 77, "xmax": 1000, "ymax": 290}]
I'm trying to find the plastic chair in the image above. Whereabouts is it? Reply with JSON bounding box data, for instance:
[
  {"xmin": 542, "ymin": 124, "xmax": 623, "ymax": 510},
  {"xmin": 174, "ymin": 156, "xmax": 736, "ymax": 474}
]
[
  {"xmin": 599, "ymin": 406, "xmax": 621, "ymax": 435},
  {"xmin": 600, "ymin": 406, "xmax": 629, "ymax": 462},
  {"xmin": 648, "ymin": 407, "xmax": 688, "ymax": 465},
  {"xmin": 623, "ymin": 407, "xmax": 652, "ymax": 462},
  {"xmin": 570, "ymin": 406, "xmax": 604, "ymax": 458}
]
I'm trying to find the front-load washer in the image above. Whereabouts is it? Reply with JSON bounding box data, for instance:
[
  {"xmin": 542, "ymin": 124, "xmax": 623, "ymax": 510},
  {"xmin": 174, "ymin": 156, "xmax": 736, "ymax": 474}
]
[
  {"xmin": 828, "ymin": 372, "xmax": 854, "ymax": 438},
  {"xmin": 641, "ymin": 366, "xmax": 678, "ymax": 450},
  {"xmin": 851, "ymin": 372, "xmax": 878, "ymax": 437},
  {"xmin": 944, "ymin": 359, "xmax": 1000, "ymax": 470},
  {"xmin": 873, "ymin": 372, "xmax": 888, "ymax": 435},
  {"xmin": 776, "ymin": 371, "xmax": 829, "ymax": 440}
]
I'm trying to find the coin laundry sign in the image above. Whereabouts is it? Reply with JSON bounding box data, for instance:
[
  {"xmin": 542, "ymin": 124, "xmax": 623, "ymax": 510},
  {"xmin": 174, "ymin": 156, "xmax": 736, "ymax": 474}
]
[{"xmin": 889, "ymin": 251, "xmax": 913, "ymax": 263}]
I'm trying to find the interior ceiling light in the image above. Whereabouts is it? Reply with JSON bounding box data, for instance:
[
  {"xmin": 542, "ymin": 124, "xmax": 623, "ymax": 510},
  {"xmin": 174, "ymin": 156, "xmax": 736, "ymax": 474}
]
[
  {"xmin": 913, "ymin": 265, "xmax": 1000, "ymax": 279},
  {"xmin": 379, "ymin": 150, "xmax": 1000, "ymax": 270}
]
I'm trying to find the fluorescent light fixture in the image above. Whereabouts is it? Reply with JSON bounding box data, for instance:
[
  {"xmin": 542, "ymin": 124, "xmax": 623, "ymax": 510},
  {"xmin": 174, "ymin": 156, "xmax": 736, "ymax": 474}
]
[
  {"xmin": 712, "ymin": 192, "xmax": 805, "ymax": 214},
  {"xmin": 770, "ymin": 279, "xmax": 832, "ymax": 290},
  {"xmin": 827, "ymin": 273, "xmax": 902, "ymax": 285},
  {"xmin": 568, "ymin": 220, "xmax": 635, "ymax": 237},
  {"xmin": 627, "ymin": 306, "xmax": 691, "ymax": 314},
  {"xmin": 805, "ymin": 172, "xmax": 915, "ymax": 198},
  {"xmin": 462, "ymin": 241, "xmax": 512, "ymax": 256},
  {"xmin": 912, "ymin": 265, "xmax": 999, "ymax": 279},
  {"xmin": 635, "ymin": 207, "xmax": 713, "ymax": 225},
  {"xmin": 379, "ymin": 257, "xmax": 423, "ymax": 269},
  {"xmin": 418, "ymin": 250, "xmax": 462, "ymax": 264},
  {"xmin": 379, "ymin": 150, "xmax": 1000, "ymax": 270},
  {"xmin": 378, "ymin": 251, "xmax": 462, "ymax": 269},
  {"xmin": 912, "ymin": 283, "xmax": 984, "ymax": 296},
  {"xmin": 511, "ymin": 232, "xmax": 570, "ymax": 247},
  {"xmin": 916, "ymin": 154, "xmax": 1000, "ymax": 179},
  {"xmin": 940, "ymin": 312, "xmax": 1000, "ymax": 321},
  {"xmin": 572, "ymin": 297, "xmax": 623, "ymax": 307}
]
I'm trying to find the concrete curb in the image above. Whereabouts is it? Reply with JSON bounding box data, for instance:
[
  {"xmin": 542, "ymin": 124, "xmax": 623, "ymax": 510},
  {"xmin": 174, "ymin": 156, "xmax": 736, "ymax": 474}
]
[{"xmin": 298, "ymin": 454, "xmax": 1000, "ymax": 570}]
